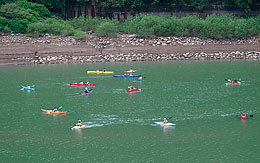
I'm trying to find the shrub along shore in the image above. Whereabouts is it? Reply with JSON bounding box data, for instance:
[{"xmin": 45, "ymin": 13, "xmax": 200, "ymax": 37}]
[
  {"xmin": 1, "ymin": 0, "xmax": 260, "ymax": 40},
  {"xmin": 28, "ymin": 15, "xmax": 260, "ymax": 40}
]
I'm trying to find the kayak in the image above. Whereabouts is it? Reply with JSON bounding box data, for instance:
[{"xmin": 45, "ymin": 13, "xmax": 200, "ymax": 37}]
[
  {"xmin": 21, "ymin": 86, "xmax": 35, "ymax": 91},
  {"xmin": 127, "ymin": 88, "xmax": 139, "ymax": 92},
  {"xmin": 124, "ymin": 70, "xmax": 136, "ymax": 73},
  {"xmin": 72, "ymin": 125, "xmax": 86, "ymax": 130},
  {"xmin": 41, "ymin": 109, "xmax": 66, "ymax": 114},
  {"xmin": 155, "ymin": 122, "xmax": 176, "ymax": 126},
  {"xmin": 225, "ymin": 81, "xmax": 240, "ymax": 85},
  {"xmin": 113, "ymin": 74, "xmax": 142, "ymax": 78},
  {"xmin": 70, "ymin": 83, "xmax": 96, "ymax": 86},
  {"xmin": 87, "ymin": 71, "xmax": 114, "ymax": 74},
  {"xmin": 82, "ymin": 89, "xmax": 93, "ymax": 95}
]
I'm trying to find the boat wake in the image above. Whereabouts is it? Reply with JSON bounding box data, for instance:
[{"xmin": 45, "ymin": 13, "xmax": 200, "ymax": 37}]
[{"xmin": 112, "ymin": 89, "xmax": 126, "ymax": 93}]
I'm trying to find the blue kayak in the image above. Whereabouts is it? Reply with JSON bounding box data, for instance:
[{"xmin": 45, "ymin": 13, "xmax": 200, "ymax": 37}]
[
  {"xmin": 21, "ymin": 86, "xmax": 35, "ymax": 91},
  {"xmin": 113, "ymin": 74, "xmax": 142, "ymax": 78}
]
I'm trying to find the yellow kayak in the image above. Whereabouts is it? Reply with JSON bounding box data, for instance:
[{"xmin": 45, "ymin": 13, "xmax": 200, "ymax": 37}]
[
  {"xmin": 72, "ymin": 125, "xmax": 85, "ymax": 129},
  {"xmin": 87, "ymin": 71, "xmax": 114, "ymax": 74}
]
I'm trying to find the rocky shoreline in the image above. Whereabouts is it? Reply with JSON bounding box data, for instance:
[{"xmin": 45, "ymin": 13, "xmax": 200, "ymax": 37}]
[
  {"xmin": 1, "ymin": 33, "xmax": 260, "ymax": 65},
  {"xmin": 18, "ymin": 51, "xmax": 259, "ymax": 65}
]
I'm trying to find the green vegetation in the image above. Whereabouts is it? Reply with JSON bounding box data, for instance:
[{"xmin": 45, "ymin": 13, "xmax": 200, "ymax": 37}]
[
  {"xmin": 27, "ymin": 18, "xmax": 86, "ymax": 38},
  {"xmin": 71, "ymin": 0, "xmax": 259, "ymax": 13},
  {"xmin": 0, "ymin": 0, "xmax": 50, "ymax": 33},
  {"xmin": 0, "ymin": 0, "xmax": 260, "ymax": 40},
  {"xmin": 95, "ymin": 21, "xmax": 119, "ymax": 37},
  {"xmin": 68, "ymin": 16, "xmax": 101, "ymax": 32},
  {"xmin": 67, "ymin": 17, "xmax": 119, "ymax": 37},
  {"xmin": 120, "ymin": 14, "xmax": 260, "ymax": 39}
]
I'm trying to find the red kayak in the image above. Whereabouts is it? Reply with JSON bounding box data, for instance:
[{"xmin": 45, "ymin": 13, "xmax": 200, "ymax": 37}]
[
  {"xmin": 127, "ymin": 88, "xmax": 139, "ymax": 92},
  {"xmin": 82, "ymin": 89, "xmax": 93, "ymax": 95},
  {"xmin": 70, "ymin": 83, "xmax": 96, "ymax": 86},
  {"xmin": 41, "ymin": 109, "xmax": 67, "ymax": 114}
]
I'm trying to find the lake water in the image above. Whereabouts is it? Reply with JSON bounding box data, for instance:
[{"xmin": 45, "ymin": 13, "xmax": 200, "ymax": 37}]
[{"xmin": 0, "ymin": 61, "xmax": 260, "ymax": 162}]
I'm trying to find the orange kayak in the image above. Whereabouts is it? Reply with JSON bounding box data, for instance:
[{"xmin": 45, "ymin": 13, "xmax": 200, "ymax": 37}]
[{"xmin": 41, "ymin": 109, "xmax": 66, "ymax": 114}]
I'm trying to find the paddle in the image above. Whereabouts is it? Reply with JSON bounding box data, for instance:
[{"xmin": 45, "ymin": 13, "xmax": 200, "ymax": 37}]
[
  {"xmin": 58, "ymin": 106, "xmax": 62, "ymax": 110},
  {"xmin": 234, "ymin": 114, "xmax": 253, "ymax": 118},
  {"xmin": 167, "ymin": 116, "xmax": 174, "ymax": 120}
]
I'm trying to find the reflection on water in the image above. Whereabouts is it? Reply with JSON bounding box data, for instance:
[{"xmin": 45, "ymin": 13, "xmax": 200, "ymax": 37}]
[
  {"xmin": 241, "ymin": 119, "xmax": 246, "ymax": 125},
  {"xmin": 163, "ymin": 125, "xmax": 176, "ymax": 137},
  {"xmin": 73, "ymin": 127, "xmax": 84, "ymax": 143}
]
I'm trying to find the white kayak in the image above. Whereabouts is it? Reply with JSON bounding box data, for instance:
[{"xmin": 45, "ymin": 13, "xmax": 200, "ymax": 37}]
[
  {"xmin": 71, "ymin": 125, "xmax": 85, "ymax": 130},
  {"xmin": 155, "ymin": 122, "xmax": 176, "ymax": 126}
]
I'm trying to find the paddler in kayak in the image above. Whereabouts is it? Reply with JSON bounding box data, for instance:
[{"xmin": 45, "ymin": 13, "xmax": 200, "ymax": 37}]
[
  {"xmin": 103, "ymin": 68, "xmax": 106, "ymax": 72},
  {"xmin": 241, "ymin": 112, "xmax": 247, "ymax": 120},
  {"xmin": 84, "ymin": 87, "xmax": 89, "ymax": 93},
  {"xmin": 86, "ymin": 80, "xmax": 90, "ymax": 84},
  {"xmin": 163, "ymin": 118, "xmax": 168, "ymax": 124},
  {"xmin": 128, "ymin": 86, "xmax": 135, "ymax": 91},
  {"xmin": 53, "ymin": 107, "xmax": 57, "ymax": 112},
  {"xmin": 75, "ymin": 120, "xmax": 82, "ymax": 127}
]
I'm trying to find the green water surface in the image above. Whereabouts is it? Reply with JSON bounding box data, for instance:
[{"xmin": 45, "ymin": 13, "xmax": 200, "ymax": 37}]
[{"xmin": 0, "ymin": 61, "xmax": 260, "ymax": 162}]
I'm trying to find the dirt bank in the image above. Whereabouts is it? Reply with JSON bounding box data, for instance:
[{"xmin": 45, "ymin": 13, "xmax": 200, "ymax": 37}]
[{"xmin": 0, "ymin": 34, "xmax": 259, "ymax": 65}]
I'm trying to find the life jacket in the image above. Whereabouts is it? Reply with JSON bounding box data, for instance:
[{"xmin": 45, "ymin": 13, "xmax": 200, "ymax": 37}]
[{"xmin": 241, "ymin": 113, "xmax": 247, "ymax": 119}]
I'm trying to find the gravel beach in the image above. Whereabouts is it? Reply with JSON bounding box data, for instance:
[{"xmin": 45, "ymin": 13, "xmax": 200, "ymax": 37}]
[{"xmin": 1, "ymin": 33, "xmax": 260, "ymax": 66}]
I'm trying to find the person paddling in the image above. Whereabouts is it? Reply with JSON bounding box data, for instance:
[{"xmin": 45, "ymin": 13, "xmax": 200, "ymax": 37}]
[
  {"xmin": 84, "ymin": 87, "xmax": 89, "ymax": 93},
  {"xmin": 75, "ymin": 120, "xmax": 82, "ymax": 126},
  {"xmin": 53, "ymin": 107, "xmax": 57, "ymax": 112},
  {"xmin": 241, "ymin": 112, "xmax": 247, "ymax": 120},
  {"xmin": 163, "ymin": 118, "xmax": 168, "ymax": 124},
  {"xmin": 128, "ymin": 86, "xmax": 135, "ymax": 91}
]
